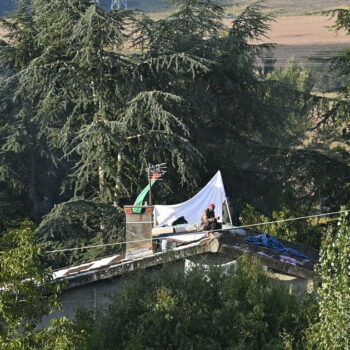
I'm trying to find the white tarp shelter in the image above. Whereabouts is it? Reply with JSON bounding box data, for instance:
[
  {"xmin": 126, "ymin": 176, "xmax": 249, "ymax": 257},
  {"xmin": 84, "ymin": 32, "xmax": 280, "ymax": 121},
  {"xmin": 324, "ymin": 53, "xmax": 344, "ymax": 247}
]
[{"xmin": 154, "ymin": 171, "xmax": 227, "ymax": 227}]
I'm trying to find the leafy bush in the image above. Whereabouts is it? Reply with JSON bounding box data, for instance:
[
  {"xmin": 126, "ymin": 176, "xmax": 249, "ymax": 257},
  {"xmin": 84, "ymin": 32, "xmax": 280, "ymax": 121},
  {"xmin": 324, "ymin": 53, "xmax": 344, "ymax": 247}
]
[
  {"xmin": 0, "ymin": 221, "xmax": 85, "ymax": 349},
  {"xmin": 76, "ymin": 256, "xmax": 314, "ymax": 350},
  {"xmin": 307, "ymin": 209, "xmax": 350, "ymax": 349},
  {"xmin": 240, "ymin": 191, "xmax": 332, "ymax": 250}
]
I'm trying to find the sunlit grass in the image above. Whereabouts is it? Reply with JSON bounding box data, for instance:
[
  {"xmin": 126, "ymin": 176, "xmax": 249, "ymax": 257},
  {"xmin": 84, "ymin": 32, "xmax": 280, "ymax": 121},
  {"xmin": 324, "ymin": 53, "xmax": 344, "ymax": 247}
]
[{"xmin": 136, "ymin": 0, "xmax": 349, "ymax": 18}]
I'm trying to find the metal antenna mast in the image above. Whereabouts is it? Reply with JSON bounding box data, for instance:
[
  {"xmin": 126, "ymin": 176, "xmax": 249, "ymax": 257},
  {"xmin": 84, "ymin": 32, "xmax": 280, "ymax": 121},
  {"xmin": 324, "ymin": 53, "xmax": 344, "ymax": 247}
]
[
  {"xmin": 91, "ymin": 0, "xmax": 127, "ymax": 10},
  {"xmin": 145, "ymin": 163, "xmax": 167, "ymax": 206},
  {"xmin": 111, "ymin": 0, "xmax": 128, "ymax": 10}
]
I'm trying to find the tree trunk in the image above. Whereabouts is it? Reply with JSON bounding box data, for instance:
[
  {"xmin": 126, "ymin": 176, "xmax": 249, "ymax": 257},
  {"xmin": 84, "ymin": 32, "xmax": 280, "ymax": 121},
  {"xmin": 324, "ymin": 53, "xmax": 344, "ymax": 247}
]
[
  {"xmin": 98, "ymin": 166, "xmax": 106, "ymax": 231},
  {"xmin": 113, "ymin": 152, "xmax": 122, "ymax": 207},
  {"xmin": 98, "ymin": 166, "xmax": 106, "ymax": 198},
  {"xmin": 28, "ymin": 151, "xmax": 41, "ymax": 223}
]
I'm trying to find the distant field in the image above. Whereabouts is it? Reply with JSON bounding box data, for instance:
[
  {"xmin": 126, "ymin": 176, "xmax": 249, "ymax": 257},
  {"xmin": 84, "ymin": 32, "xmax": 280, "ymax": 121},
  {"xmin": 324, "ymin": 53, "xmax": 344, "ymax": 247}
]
[
  {"xmin": 135, "ymin": 0, "xmax": 349, "ymax": 16},
  {"xmin": 0, "ymin": 0, "xmax": 348, "ymax": 16},
  {"xmin": 143, "ymin": 1, "xmax": 350, "ymax": 69},
  {"xmin": 261, "ymin": 16, "xmax": 350, "ymax": 46},
  {"xmin": 253, "ymin": 15, "xmax": 350, "ymax": 67},
  {"xmin": 2, "ymin": 2, "xmax": 350, "ymax": 68},
  {"xmin": 226, "ymin": 0, "xmax": 349, "ymax": 16}
]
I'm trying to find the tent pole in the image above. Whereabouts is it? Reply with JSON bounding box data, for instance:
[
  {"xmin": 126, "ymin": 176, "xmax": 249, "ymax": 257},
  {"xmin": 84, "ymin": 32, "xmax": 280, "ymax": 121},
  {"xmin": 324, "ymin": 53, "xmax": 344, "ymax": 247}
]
[{"xmin": 225, "ymin": 198, "xmax": 233, "ymax": 225}]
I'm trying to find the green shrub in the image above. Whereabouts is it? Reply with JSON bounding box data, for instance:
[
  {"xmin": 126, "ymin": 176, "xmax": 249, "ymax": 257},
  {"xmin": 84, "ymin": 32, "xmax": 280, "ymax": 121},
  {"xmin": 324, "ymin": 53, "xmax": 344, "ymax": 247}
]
[
  {"xmin": 0, "ymin": 221, "xmax": 85, "ymax": 349},
  {"xmin": 307, "ymin": 210, "xmax": 350, "ymax": 349},
  {"xmin": 240, "ymin": 194, "xmax": 331, "ymax": 250},
  {"xmin": 76, "ymin": 256, "xmax": 314, "ymax": 350}
]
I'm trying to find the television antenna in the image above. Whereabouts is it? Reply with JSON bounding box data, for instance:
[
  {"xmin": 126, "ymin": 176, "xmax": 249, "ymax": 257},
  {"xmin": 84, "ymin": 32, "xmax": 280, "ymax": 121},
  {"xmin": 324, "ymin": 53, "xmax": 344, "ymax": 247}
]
[
  {"xmin": 146, "ymin": 163, "xmax": 167, "ymax": 180},
  {"xmin": 90, "ymin": 0, "xmax": 128, "ymax": 10},
  {"xmin": 111, "ymin": 0, "xmax": 128, "ymax": 10},
  {"xmin": 145, "ymin": 163, "xmax": 167, "ymax": 205}
]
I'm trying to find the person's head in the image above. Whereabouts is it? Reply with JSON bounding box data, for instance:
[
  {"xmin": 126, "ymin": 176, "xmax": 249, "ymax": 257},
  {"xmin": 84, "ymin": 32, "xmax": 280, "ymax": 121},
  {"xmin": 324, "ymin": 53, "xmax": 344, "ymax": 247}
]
[{"xmin": 208, "ymin": 203, "xmax": 215, "ymax": 212}]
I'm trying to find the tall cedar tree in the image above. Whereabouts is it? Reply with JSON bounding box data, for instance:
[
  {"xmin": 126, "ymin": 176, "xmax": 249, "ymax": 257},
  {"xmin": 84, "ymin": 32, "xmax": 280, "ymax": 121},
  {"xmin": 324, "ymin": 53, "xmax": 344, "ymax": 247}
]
[
  {"xmin": 294, "ymin": 7, "xmax": 350, "ymax": 211},
  {"xmin": 1, "ymin": 1, "xmax": 350, "ymax": 266},
  {"xmin": 0, "ymin": 0, "xmax": 63, "ymax": 223}
]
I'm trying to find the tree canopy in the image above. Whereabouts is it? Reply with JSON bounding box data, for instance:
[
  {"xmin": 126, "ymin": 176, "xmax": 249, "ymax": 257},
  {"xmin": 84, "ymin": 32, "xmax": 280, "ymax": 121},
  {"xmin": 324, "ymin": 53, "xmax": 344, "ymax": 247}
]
[
  {"xmin": 307, "ymin": 210, "xmax": 350, "ymax": 349},
  {"xmin": 0, "ymin": 0, "xmax": 349, "ymax": 264},
  {"xmin": 0, "ymin": 221, "xmax": 84, "ymax": 349},
  {"xmin": 76, "ymin": 256, "xmax": 313, "ymax": 349},
  {"xmin": 1, "ymin": 1, "xmax": 350, "ymax": 348}
]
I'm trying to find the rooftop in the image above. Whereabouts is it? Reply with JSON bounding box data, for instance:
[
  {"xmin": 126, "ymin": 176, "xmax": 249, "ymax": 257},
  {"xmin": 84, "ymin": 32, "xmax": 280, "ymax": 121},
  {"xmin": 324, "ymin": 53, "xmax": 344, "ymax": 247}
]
[{"xmin": 52, "ymin": 227, "xmax": 318, "ymax": 290}]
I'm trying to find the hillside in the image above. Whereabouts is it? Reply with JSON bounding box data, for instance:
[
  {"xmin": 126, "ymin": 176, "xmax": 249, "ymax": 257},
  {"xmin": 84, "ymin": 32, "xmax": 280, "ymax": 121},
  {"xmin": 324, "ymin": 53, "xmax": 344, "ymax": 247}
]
[
  {"xmin": 117, "ymin": 0, "xmax": 350, "ymax": 16},
  {"xmin": 0, "ymin": 0, "xmax": 14, "ymax": 17},
  {"xmin": 0, "ymin": 0, "xmax": 168, "ymax": 16},
  {"xmin": 1, "ymin": 0, "xmax": 349, "ymax": 17},
  {"xmin": 252, "ymin": 15, "xmax": 350, "ymax": 68},
  {"xmin": 230, "ymin": 0, "xmax": 349, "ymax": 16}
]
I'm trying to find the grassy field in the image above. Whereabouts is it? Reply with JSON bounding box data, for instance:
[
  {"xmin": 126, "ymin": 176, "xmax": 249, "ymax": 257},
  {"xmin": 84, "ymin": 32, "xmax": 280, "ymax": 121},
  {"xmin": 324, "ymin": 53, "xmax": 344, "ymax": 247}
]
[
  {"xmin": 128, "ymin": 0, "xmax": 349, "ymax": 16},
  {"xmin": 128, "ymin": 1, "xmax": 350, "ymax": 72},
  {"xmin": 250, "ymin": 15, "xmax": 350, "ymax": 67},
  {"xmin": 2, "ymin": 1, "xmax": 350, "ymax": 67},
  {"xmin": 0, "ymin": 28, "xmax": 6, "ymax": 41},
  {"xmin": 260, "ymin": 16, "xmax": 350, "ymax": 46},
  {"xmin": 226, "ymin": 0, "xmax": 349, "ymax": 16},
  {"xmin": 0, "ymin": 0, "xmax": 349, "ymax": 16}
]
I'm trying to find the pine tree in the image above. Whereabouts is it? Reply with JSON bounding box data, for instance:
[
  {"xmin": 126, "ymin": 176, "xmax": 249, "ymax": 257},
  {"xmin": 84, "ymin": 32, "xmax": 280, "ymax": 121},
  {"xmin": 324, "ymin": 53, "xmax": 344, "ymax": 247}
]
[
  {"xmin": 2, "ymin": 0, "xmax": 349, "ymax": 265},
  {"xmin": 0, "ymin": 0, "xmax": 66, "ymax": 222}
]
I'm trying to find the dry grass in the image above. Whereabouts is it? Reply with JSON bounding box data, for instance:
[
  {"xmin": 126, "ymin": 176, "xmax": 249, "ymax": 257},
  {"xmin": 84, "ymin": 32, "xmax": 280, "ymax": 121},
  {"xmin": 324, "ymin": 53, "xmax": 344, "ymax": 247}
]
[
  {"xmin": 246, "ymin": 15, "xmax": 350, "ymax": 67},
  {"xmin": 311, "ymin": 92, "xmax": 342, "ymax": 99},
  {"xmin": 260, "ymin": 16, "xmax": 350, "ymax": 46},
  {"xmin": 0, "ymin": 28, "xmax": 6, "ymax": 39},
  {"xmin": 145, "ymin": 3, "xmax": 350, "ymax": 66},
  {"xmin": 225, "ymin": 0, "xmax": 349, "ymax": 16},
  {"xmin": 143, "ymin": 0, "xmax": 349, "ymax": 17},
  {"xmin": 1, "ymin": 3, "xmax": 350, "ymax": 66}
]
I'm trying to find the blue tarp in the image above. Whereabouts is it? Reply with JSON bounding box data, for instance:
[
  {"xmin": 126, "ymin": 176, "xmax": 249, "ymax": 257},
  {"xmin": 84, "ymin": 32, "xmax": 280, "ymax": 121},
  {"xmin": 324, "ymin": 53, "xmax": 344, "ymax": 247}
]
[{"xmin": 246, "ymin": 234, "xmax": 310, "ymax": 260}]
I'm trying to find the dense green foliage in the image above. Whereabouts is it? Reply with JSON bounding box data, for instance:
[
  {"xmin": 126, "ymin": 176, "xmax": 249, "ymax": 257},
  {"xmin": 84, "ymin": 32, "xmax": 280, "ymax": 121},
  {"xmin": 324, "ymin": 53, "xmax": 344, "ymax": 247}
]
[
  {"xmin": 0, "ymin": 221, "xmax": 84, "ymax": 349},
  {"xmin": 0, "ymin": 1, "xmax": 350, "ymax": 349},
  {"xmin": 1, "ymin": 0, "xmax": 349, "ymax": 268},
  {"xmin": 307, "ymin": 210, "xmax": 350, "ymax": 349},
  {"xmin": 240, "ymin": 203, "xmax": 328, "ymax": 250},
  {"xmin": 39, "ymin": 199, "xmax": 125, "ymax": 268},
  {"xmin": 2, "ymin": 0, "xmax": 348, "ymax": 17},
  {"xmin": 76, "ymin": 256, "xmax": 314, "ymax": 350}
]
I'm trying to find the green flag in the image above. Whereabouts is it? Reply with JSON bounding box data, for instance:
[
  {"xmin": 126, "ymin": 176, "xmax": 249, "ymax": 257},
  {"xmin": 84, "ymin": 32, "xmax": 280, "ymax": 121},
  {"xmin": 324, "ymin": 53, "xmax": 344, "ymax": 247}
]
[{"xmin": 132, "ymin": 180, "xmax": 157, "ymax": 213}]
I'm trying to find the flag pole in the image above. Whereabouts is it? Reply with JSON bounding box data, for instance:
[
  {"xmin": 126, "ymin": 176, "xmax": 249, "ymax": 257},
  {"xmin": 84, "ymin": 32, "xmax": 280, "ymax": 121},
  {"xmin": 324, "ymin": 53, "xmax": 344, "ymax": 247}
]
[{"xmin": 225, "ymin": 198, "xmax": 233, "ymax": 225}]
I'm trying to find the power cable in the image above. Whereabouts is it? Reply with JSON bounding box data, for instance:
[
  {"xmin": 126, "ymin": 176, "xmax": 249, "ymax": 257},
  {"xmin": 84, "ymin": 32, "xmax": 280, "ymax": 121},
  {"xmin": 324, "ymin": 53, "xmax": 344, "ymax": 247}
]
[
  {"xmin": 45, "ymin": 240, "xmax": 150, "ymax": 254},
  {"xmin": 232, "ymin": 209, "xmax": 349, "ymax": 230},
  {"xmin": 45, "ymin": 209, "xmax": 349, "ymax": 254}
]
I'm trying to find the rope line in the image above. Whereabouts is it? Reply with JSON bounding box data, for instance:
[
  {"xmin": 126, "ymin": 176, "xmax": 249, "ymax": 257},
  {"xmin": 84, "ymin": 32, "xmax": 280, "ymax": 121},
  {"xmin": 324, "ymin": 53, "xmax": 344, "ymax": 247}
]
[
  {"xmin": 45, "ymin": 209, "xmax": 349, "ymax": 254},
  {"xmin": 232, "ymin": 209, "xmax": 349, "ymax": 230},
  {"xmin": 45, "ymin": 239, "xmax": 151, "ymax": 254}
]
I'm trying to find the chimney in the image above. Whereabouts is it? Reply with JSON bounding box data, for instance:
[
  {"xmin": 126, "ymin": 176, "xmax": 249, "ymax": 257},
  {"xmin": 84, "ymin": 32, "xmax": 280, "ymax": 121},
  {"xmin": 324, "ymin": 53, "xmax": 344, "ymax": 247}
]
[{"xmin": 124, "ymin": 205, "xmax": 154, "ymax": 259}]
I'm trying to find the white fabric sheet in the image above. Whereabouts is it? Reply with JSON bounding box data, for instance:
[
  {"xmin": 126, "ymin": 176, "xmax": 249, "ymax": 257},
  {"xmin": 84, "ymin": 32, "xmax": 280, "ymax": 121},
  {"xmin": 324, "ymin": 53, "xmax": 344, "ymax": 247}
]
[{"xmin": 154, "ymin": 171, "xmax": 227, "ymax": 226}]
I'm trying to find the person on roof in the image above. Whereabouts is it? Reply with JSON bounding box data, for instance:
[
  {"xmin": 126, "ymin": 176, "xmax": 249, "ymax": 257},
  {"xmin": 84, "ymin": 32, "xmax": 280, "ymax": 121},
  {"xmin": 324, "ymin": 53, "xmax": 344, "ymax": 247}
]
[{"xmin": 201, "ymin": 204, "xmax": 222, "ymax": 231}]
